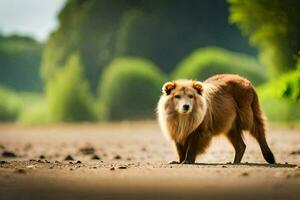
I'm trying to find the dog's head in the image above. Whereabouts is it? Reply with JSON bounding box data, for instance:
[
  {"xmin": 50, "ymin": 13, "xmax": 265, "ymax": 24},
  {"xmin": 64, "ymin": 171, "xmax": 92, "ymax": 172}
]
[{"xmin": 162, "ymin": 80, "xmax": 204, "ymax": 115}]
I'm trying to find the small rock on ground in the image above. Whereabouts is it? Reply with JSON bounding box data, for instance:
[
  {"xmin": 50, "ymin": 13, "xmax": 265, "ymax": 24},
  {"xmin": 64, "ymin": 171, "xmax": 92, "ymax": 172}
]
[
  {"xmin": 79, "ymin": 147, "xmax": 95, "ymax": 155},
  {"xmin": 64, "ymin": 155, "xmax": 74, "ymax": 161},
  {"xmin": 114, "ymin": 155, "xmax": 122, "ymax": 160},
  {"xmin": 91, "ymin": 155, "xmax": 101, "ymax": 160},
  {"xmin": 241, "ymin": 172, "xmax": 249, "ymax": 177},
  {"xmin": 2, "ymin": 151, "xmax": 17, "ymax": 158},
  {"xmin": 15, "ymin": 169, "xmax": 26, "ymax": 174}
]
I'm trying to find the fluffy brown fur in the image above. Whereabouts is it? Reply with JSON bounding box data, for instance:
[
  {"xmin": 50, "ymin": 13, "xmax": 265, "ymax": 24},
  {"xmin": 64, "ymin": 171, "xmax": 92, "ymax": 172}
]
[{"xmin": 157, "ymin": 74, "xmax": 275, "ymax": 164}]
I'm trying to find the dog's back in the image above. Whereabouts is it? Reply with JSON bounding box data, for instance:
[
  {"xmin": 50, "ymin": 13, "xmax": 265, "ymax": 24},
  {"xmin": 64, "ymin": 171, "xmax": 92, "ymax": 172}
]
[{"xmin": 203, "ymin": 74, "xmax": 275, "ymax": 163}]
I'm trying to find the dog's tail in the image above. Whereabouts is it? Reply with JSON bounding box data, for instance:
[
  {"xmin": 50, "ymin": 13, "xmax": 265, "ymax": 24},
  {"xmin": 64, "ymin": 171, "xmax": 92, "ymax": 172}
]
[{"xmin": 250, "ymin": 91, "xmax": 275, "ymax": 164}]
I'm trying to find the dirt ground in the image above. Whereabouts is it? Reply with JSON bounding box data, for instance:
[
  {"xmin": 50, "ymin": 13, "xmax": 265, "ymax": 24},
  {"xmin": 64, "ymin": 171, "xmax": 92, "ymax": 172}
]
[{"xmin": 0, "ymin": 121, "xmax": 299, "ymax": 200}]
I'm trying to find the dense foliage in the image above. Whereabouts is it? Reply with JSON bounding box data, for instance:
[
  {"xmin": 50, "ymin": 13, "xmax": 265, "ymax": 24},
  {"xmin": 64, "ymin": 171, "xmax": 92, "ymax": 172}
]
[
  {"xmin": 229, "ymin": 0, "xmax": 300, "ymax": 77},
  {"xmin": 1, "ymin": 1, "xmax": 300, "ymax": 123},
  {"xmin": 41, "ymin": 0, "xmax": 255, "ymax": 92},
  {"xmin": 172, "ymin": 47, "xmax": 267, "ymax": 85},
  {"xmin": 0, "ymin": 34, "xmax": 43, "ymax": 91},
  {"xmin": 45, "ymin": 54, "xmax": 97, "ymax": 122},
  {"xmin": 98, "ymin": 57, "xmax": 166, "ymax": 120},
  {"xmin": 258, "ymin": 67, "xmax": 300, "ymax": 121}
]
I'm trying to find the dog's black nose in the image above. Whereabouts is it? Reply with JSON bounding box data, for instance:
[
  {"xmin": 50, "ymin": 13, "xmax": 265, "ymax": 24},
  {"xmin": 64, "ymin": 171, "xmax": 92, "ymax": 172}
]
[{"xmin": 183, "ymin": 104, "xmax": 190, "ymax": 111}]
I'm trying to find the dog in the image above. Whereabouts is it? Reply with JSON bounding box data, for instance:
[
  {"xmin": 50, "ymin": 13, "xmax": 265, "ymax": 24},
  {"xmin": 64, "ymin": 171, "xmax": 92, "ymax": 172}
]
[{"xmin": 157, "ymin": 74, "xmax": 275, "ymax": 164}]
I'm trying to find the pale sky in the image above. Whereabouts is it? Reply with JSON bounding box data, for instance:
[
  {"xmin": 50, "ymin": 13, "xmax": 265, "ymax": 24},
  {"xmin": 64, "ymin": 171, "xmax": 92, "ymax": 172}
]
[{"xmin": 0, "ymin": 0, "xmax": 66, "ymax": 41}]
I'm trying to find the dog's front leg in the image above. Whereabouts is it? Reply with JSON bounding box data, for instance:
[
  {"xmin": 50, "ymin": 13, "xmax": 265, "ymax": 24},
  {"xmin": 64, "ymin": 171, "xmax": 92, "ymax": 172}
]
[
  {"xmin": 168, "ymin": 142, "xmax": 186, "ymax": 164},
  {"xmin": 181, "ymin": 131, "xmax": 198, "ymax": 164},
  {"xmin": 182, "ymin": 131, "xmax": 211, "ymax": 164}
]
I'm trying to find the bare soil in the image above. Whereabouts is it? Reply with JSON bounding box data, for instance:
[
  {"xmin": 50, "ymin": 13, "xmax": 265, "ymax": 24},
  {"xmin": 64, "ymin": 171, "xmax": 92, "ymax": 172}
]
[{"xmin": 0, "ymin": 122, "xmax": 300, "ymax": 200}]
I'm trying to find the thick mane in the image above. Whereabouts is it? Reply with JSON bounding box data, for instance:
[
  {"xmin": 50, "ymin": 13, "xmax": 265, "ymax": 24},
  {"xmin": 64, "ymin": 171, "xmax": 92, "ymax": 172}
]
[{"xmin": 157, "ymin": 83, "xmax": 207, "ymax": 144}]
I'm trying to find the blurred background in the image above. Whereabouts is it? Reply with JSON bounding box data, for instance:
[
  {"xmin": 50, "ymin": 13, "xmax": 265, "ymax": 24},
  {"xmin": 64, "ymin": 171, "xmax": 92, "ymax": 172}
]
[{"xmin": 0, "ymin": 0, "xmax": 299, "ymax": 124}]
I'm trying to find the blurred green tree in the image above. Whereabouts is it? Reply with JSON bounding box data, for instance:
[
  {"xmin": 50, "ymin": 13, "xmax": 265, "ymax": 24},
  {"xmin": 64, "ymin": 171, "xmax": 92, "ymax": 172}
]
[
  {"xmin": 172, "ymin": 47, "xmax": 267, "ymax": 85},
  {"xmin": 98, "ymin": 57, "xmax": 167, "ymax": 120},
  {"xmin": 229, "ymin": 0, "xmax": 300, "ymax": 77},
  {"xmin": 41, "ymin": 0, "xmax": 255, "ymax": 92},
  {"xmin": 46, "ymin": 53, "xmax": 97, "ymax": 122}
]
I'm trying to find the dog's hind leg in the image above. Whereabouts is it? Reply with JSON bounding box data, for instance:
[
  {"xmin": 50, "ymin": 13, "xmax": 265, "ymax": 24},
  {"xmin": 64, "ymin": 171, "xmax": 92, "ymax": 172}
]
[{"xmin": 227, "ymin": 125, "xmax": 246, "ymax": 164}]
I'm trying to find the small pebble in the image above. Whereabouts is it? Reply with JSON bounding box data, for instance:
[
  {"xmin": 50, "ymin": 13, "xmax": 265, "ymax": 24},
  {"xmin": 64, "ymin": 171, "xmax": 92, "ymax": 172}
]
[
  {"xmin": 76, "ymin": 160, "xmax": 82, "ymax": 164},
  {"xmin": 114, "ymin": 155, "xmax": 122, "ymax": 160},
  {"xmin": 79, "ymin": 147, "xmax": 95, "ymax": 155},
  {"xmin": 2, "ymin": 151, "xmax": 16, "ymax": 158},
  {"xmin": 222, "ymin": 165, "xmax": 227, "ymax": 168},
  {"xmin": 55, "ymin": 161, "xmax": 61, "ymax": 164},
  {"xmin": 39, "ymin": 155, "xmax": 45, "ymax": 159},
  {"xmin": 110, "ymin": 167, "xmax": 115, "ymax": 171},
  {"xmin": 241, "ymin": 172, "xmax": 249, "ymax": 177},
  {"xmin": 37, "ymin": 159, "xmax": 44, "ymax": 163},
  {"xmin": 294, "ymin": 173, "xmax": 300, "ymax": 178},
  {"xmin": 118, "ymin": 165, "xmax": 127, "ymax": 169},
  {"xmin": 141, "ymin": 147, "xmax": 147, "ymax": 152},
  {"xmin": 15, "ymin": 169, "xmax": 26, "ymax": 174},
  {"xmin": 1, "ymin": 160, "xmax": 6, "ymax": 164},
  {"xmin": 69, "ymin": 161, "xmax": 73, "ymax": 164},
  {"xmin": 290, "ymin": 150, "xmax": 300, "ymax": 155},
  {"xmin": 64, "ymin": 155, "xmax": 74, "ymax": 161},
  {"xmin": 91, "ymin": 155, "xmax": 100, "ymax": 160}
]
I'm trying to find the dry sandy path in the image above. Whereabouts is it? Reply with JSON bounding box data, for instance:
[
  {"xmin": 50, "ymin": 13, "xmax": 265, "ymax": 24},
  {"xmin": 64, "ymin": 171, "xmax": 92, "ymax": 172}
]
[{"xmin": 0, "ymin": 122, "xmax": 299, "ymax": 200}]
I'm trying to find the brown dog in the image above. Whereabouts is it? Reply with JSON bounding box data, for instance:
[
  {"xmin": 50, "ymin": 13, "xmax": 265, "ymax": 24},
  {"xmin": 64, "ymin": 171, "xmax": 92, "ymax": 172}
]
[{"xmin": 157, "ymin": 74, "xmax": 275, "ymax": 164}]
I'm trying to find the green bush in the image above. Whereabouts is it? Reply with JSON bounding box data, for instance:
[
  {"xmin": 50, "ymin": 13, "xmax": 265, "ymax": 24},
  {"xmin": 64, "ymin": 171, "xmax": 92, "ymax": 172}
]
[
  {"xmin": 45, "ymin": 54, "xmax": 97, "ymax": 122},
  {"xmin": 172, "ymin": 47, "xmax": 267, "ymax": 85},
  {"xmin": 0, "ymin": 86, "xmax": 23, "ymax": 121},
  {"xmin": 0, "ymin": 86, "xmax": 45, "ymax": 123},
  {"xmin": 98, "ymin": 57, "xmax": 167, "ymax": 120},
  {"xmin": 258, "ymin": 69, "xmax": 300, "ymax": 121},
  {"xmin": 18, "ymin": 100, "xmax": 49, "ymax": 125},
  {"xmin": 259, "ymin": 98, "xmax": 300, "ymax": 122},
  {"xmin": 258, "ymin": 69, "xmax": 300, "ymax": 101}
]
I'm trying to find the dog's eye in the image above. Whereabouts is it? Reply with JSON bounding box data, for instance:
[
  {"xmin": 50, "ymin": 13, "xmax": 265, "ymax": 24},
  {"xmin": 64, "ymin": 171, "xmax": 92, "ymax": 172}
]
[
  {"xmin": 188, "ymin": 95, "xmax": 194, "ymax": 98},
  {"xmin": 174, "ymin": 95, "xmax": 181, "ymax": 99}
]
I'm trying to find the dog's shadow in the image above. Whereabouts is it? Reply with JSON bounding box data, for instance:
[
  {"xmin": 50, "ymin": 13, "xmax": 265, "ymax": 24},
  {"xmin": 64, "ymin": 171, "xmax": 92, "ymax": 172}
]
[{"xmin": 175, "ymin": 162, "xmax": 298, "ymax": 168}]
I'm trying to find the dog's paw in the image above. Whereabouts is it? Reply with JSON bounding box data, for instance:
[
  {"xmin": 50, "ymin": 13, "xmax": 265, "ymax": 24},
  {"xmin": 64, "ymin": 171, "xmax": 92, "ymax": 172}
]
[
  {"xmin": 180, "ymin": 160, "xmax": 194, "ymax": 165},
  {"xmin": 168, "ymin": 160, "xmax": 180, "ymax": 164}
]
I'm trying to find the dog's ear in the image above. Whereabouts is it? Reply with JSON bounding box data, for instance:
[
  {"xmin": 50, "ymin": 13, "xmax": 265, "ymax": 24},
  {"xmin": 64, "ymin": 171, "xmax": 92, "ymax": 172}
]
[
  {"xmin": 193, "ymin": 81, "xmax": 203, "ymax": 95},
  {"xmin": 162, "ymin": 82, "xmax": 176, "ymax": 95}
]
